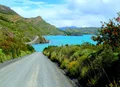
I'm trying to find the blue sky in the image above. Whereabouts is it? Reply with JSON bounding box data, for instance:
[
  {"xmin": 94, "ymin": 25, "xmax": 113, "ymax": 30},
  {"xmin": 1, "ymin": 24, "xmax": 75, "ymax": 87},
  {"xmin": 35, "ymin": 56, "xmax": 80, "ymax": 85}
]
[
  {"xmin": 29, "ymin": 0, "xmax": 64, "ymax": 4},
  {"xmin": 0, "ymin": 0, "xmax": 120, "ymax": 27}
]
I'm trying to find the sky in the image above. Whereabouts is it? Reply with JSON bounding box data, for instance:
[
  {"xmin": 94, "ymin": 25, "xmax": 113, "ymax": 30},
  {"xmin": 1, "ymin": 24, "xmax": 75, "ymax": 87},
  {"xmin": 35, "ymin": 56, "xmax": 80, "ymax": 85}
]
[{"xmin": 0, "ymin": 0, "xmax": 120, "ymax": 27}]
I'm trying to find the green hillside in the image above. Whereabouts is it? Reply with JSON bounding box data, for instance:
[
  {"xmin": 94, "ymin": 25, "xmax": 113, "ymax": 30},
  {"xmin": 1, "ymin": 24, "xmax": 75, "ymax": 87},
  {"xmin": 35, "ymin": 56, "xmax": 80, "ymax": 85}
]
[
  {"xmin": 25, "ymin": 16, "xmax": 64, "ymax": 35},
  {"xmin": 0, "ymin": 5, "xmax": 48, "ymax": 43},
  {"xmin": 0, "ymin": 4, "xmax": 63, "ymax": 63}
]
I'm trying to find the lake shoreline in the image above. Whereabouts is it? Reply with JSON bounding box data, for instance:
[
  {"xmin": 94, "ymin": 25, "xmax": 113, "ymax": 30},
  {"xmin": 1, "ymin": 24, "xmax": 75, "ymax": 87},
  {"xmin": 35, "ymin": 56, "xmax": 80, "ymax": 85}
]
[{"xmin": 32, "ymin": 35, "xmax": 96, "ymax": 52}]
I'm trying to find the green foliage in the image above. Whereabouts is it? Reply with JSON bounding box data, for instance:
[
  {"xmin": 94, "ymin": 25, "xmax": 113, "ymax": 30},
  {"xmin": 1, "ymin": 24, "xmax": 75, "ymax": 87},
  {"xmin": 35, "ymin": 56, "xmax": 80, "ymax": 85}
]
[
  {"xmin": 43, "ymin": 42, "xmax": 120, "ymax": 87},
  {"xmin": 106, "ymin": 80, "xmax": 119, "ymax": 87},
  {"xmin": 0, "ymin": 49, "xmax": 4, "ymax": 63},
  {"xmin": 26, "ymin": 45, "xmax": 34, "ymax": 52},
  {"xmin": 60, "ymin": 59, "xmax": 69, "ymax": 69},
  {"xmin": 67, "ymin": 61, "xmax": 79, "ymax": 77},
  {"xmin": 80, "ymin": 66, "xmax": 89, "ymax": 78},
  {"xmin": 92, "ymin": 13, "xmax": 120, "ymax": 50},
  {"xmin": 50, "ymin": 51, "xmax": 57, "ymax": 61},
  {"xmin": 0, "ymin": 27, "xmax": 35, "ymax": 63},
  {"xmin": 0, "ymin": 36, "xmax": 34, "ymax": 62},
  {"xmin": 88, "ymin": 76, "xmax": 99, "ymax": 86}
]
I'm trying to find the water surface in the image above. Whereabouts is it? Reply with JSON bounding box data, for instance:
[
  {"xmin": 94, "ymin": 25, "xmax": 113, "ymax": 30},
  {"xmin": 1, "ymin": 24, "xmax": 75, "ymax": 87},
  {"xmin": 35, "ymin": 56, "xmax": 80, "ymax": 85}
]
[{"xmin": 32, "ymin": 35, "xmax": 96, "ymax": 52}]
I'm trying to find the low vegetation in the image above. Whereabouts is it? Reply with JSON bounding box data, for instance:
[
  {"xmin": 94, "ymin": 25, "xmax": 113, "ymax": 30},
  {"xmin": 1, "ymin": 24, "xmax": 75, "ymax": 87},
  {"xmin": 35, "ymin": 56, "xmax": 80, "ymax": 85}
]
[
  {"xmin": 0, "ymin": 29, "xmax": 35, "ymax": 63},
  {"xmin": 43, "ymin": 44, "xmax": 120, "ymax": 87},
  {"xmin": 43, "ymin": 13, "xmax": 120, "ymax": 87}
]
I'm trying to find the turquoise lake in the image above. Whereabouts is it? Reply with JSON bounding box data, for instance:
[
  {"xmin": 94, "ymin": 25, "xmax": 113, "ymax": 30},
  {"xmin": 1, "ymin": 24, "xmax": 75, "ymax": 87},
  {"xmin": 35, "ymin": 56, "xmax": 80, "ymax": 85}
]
[{"xmin": 32, "ymin": 35, "xmax": 96, "ymax": 52}]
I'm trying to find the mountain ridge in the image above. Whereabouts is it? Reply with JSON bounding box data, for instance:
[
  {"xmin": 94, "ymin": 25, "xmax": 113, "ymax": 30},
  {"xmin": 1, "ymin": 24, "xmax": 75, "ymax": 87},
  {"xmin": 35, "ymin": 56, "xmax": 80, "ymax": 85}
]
[
  {"xmin": 0, "ymin": 4, "xmax": 18, "ymax": 15},
  {"xmin": 0, "ymin": 4, "xmax": 64, "ymax": 36}
]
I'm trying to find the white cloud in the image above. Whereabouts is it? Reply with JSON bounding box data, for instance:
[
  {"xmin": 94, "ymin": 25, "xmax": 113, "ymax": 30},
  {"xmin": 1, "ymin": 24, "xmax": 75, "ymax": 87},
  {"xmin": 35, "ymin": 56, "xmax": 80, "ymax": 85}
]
[{"xmin": 6, "ymin": 0, "xmax": 120, "ymax": 27}]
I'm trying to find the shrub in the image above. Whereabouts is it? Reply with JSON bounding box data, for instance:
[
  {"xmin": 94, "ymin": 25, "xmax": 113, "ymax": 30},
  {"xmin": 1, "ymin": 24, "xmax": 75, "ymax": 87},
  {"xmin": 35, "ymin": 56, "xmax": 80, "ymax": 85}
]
[
  {"xmin": 93, "ymin": 45, "xmax": 118, "ymax": 68},
  {"xmin": 92, "ymin": 13, "xmax": 120, "ymax": 50},
  {"xmin": 26, "ymin": 45, "xmax": 34, "ymax": 52},
  {"xmin": 43, "ymin": 42, "xmax": 120, "ymax": 86},
  {"xmin": 50, "ymin": 51, "xmax": 57, "ymax": 61},
  {"xmin": 60, "ymin": 59, "xmax": 69, "ymax": 69},
  {"xmin": 67, "ymin": 61, "xmax": 79, "ymax": 77},
  {"xmin": 0, "ymin": 49, "xmax": 4, "ymax": 63},
  {"xmin": 88, "ymin": 76, "xmax": 99, "ymax": 86},
  {"xmin": 70, "ymin": 50, "xmax": 81, "ymax": 61},
  {"xmin": 80, "ymin": 66, "xmax": 89, "ymax": 78}
]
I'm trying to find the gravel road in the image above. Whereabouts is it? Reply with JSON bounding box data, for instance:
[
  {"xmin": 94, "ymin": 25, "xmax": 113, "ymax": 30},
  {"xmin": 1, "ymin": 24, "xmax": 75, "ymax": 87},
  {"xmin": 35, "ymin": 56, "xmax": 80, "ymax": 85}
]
[{"xmin": 0, "ymin": 52, "xmax": 74, "ymax": 87}]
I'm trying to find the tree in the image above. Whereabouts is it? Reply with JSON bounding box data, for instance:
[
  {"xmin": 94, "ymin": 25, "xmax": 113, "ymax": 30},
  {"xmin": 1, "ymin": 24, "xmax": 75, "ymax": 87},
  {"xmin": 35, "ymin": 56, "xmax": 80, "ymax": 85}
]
[{"xmin": 92, "ymin": 13, "xmax": 120, "ymax": 49}]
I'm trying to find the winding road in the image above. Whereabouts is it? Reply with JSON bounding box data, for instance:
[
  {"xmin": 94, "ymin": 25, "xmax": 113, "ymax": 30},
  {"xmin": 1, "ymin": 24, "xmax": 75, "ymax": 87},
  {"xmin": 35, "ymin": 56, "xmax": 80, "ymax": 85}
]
[
  {"xmin": 25, "ymin": 36, "xmax": 39, "ymax": 45},
  {"xmin": 0, "ymin": 52, "xmax": 74, "ymax": 87}
]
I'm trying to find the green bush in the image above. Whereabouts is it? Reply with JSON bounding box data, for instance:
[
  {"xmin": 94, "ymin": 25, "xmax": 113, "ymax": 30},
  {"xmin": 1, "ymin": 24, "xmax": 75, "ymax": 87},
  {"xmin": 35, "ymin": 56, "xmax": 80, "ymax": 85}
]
[
  {"xmin": 80, "ymin": 66, "xmax": 89, "ymax": 78},
  {"xmin": 67, "ymin": 61, "xmax": 79, "ymax": 77},
  {"xmin": 92, "ymin": 13, "xmax": 120, "ymax": 50},
  {"xmin": 50, "ymin": 51, "xmax": 57, "ymax": 61},
  {"xmin": 60, "ymin": 59, "xmax": 69, "ymax": 69}
]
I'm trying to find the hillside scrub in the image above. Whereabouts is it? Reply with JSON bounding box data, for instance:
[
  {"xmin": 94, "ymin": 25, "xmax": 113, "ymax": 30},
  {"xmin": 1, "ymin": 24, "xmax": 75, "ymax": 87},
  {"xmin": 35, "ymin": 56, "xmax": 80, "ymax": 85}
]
[
  {"xmin": 0, "ymin": 4, "xmax": 58, "ymax": 63},
  {"xmin": 43, "ymin": 44, "xmax": 120, "ymax": 87},
  {"xmin": 43, "ymin": 14, "xmax": 120, "ymax": 87},
  {"xmin": 0, "ymin": 29, "xmax": 35, "ymax": 63}
]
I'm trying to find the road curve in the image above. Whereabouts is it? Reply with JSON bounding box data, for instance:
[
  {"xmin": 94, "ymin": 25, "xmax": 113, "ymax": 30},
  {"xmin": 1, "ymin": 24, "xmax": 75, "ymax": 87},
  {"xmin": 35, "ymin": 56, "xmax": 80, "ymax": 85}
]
[
  {"xmin": 0, "ymin": 52, "xmax": 74, "ymax": 87},
  {"xmin": 25, "ymin": 36, "xmax": 39, "ymax": 45}
]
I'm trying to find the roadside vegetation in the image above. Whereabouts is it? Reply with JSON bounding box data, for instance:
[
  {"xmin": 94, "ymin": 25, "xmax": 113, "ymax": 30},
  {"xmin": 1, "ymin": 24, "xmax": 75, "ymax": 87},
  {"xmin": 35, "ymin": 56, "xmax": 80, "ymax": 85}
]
[
  {"xmin": 0, "ymin": 29, "xmax": 35, "ymax": 63},
  {"xmin": 43, "ymin": 13, "xmax": 120, "ymax": 87}
]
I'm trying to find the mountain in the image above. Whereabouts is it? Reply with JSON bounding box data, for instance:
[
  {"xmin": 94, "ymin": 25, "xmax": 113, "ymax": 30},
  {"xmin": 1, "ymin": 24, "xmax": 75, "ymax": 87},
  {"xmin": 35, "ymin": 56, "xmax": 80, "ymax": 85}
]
[
  {"xmin": 0, "ymin": 4, "xmax": 63, "ymax": 62},
  {"xmin": 0, "ymin": 5, "xmax": 64, "ymax": 43},
  {"xmin": 25, "ymin": 16, "xmax": 64, "ymax": 35},
  {"xmin": 0, "ymin": 5, "xmax": 18, "ymax": 15},
  {"xmin": 0, "ymin": 5, "xmax": 45, "ymax": 43}
]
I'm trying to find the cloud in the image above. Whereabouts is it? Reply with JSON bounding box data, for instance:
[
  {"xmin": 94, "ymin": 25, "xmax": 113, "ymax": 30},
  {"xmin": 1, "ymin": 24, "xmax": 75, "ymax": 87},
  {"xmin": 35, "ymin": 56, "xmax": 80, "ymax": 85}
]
[{"xmin": 2, "ymin": 0, "xmax": 120, "ymax": 27}]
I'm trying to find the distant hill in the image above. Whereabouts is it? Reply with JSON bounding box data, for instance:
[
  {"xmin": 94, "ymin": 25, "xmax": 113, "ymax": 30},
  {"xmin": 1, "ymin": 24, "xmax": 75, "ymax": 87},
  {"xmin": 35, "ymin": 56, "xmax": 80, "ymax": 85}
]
[
  {"xmin": 59, "ymin": 27, "xmax": 100, "ymax": 35},
  {"xmin": 77, "ymin": 27, "xmax": 100, "ymax": 34},
  {"xmin": 63, "ymin": 28, "xmax": 82, "ymax": 36}
]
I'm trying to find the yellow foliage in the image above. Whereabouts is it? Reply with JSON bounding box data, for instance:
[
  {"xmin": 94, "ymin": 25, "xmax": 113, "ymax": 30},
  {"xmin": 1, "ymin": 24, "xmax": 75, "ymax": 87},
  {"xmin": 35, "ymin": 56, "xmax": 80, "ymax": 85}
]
[
  {"xmin": 67, "ymin": 61, "xmax": 79, "ymax": 76},
  {"xmin": 67, "ymin": 61, "xmax": 79, "ymax": 70},
  {"xmin": 60, "ymin": 59, "xmax": 69, "ymax": 69},
  {"xmin": 50, "ymin": 51, "xmax": 56, "ymax": 61}
]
